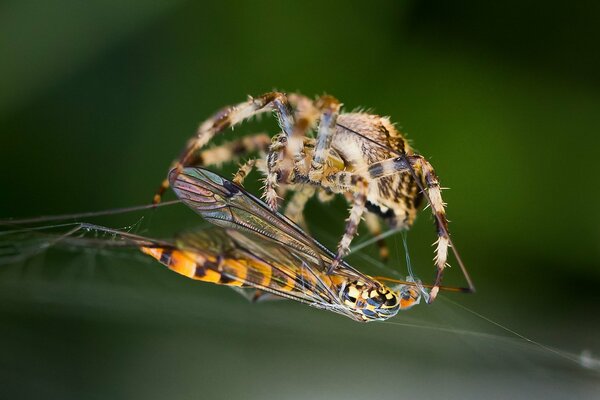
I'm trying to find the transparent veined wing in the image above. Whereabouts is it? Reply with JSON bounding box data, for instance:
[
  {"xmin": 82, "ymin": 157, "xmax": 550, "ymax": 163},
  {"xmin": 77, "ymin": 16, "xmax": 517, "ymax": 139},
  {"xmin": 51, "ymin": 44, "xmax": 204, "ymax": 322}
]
[
  {"xmin": 169, "ymin": 167, "xmax": 381, "ymax": 279},
  {"xmin": 169, "ymin": 167, "xmax": 405, "ymax": 321},
  {"xmin": 170, "ymin": 167, "xmax": 335, "ymax": 272}
]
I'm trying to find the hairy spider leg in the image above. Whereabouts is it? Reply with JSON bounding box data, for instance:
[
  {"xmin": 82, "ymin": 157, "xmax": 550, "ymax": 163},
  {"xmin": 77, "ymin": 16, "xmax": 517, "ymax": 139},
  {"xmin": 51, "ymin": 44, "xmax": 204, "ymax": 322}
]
[
  {"xmin": 267, "ymin": 95, "xmax": 343, "ymax": 232},
  {"xmin": 364, "ymin": 154, "xmax": 449, "ymax": 302},
  {"xmin": 321, "ymin": 172, "xmax": 369, "ymax": 272},
  {"xmin": 231, "ymin": 159, "xmax": 258, "ymax": 187},
  {"xmin": 189, "ymin": 133, "xmax": 271, "ymax": 168},
  {"xmin": 308, "ymin": 95, "xmax": 341, "ymax": 183},
  {"xmin": 263, "ymin": 96, "xmax": 322, "ymax": 209},
  {"xmin": 154, "ymin": 92, "xmax": 296, "ymax": 204},
  {"xmin": 283, "ymin": 185, "xmax": 316, "ymax": 230}
]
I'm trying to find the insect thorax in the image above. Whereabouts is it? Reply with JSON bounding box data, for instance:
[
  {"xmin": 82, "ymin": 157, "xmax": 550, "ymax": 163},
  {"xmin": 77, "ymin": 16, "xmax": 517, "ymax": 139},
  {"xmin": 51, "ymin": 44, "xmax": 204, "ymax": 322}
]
[{"xmin": 339, "ymin": 280, "xmax": 400, "ymax": 322}]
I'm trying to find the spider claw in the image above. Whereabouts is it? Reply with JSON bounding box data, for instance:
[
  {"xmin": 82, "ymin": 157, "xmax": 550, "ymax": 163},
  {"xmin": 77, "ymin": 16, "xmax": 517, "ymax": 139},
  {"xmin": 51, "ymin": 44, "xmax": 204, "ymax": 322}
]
[
  {"xmin": 428, "ymin": 286, "xmax": 440, "ymax": 303},
  {"xmin": 327, "ymin": 257, "xmax": 341, "ymax": 274}
]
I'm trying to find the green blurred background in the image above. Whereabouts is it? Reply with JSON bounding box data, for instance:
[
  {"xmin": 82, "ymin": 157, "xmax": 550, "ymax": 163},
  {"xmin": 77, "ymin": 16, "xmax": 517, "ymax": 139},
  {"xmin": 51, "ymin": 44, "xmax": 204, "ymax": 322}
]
[{"xmin": 1, "ymin": 1, "xmax": 599, "ymax": 399}]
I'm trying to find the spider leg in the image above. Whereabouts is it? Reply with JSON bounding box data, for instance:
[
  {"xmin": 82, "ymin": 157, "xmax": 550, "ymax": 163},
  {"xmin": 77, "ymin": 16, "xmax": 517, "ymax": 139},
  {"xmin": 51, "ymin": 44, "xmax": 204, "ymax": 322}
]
[
  {"xmin": 264, "ymin": 98, "xmax": 320, "ymax": 209},
  {"xmin": 193, "ymin": 133, "xmax": 270, "ymax": 168},
  {"xmin": 154, "ymin": 92, "xmax": 294, "ymax": 204},
  {"xmin": 264, "ymin": 95, "xmax": 337, "ymax": 222},
  {"xmin": 317, "ymin": 189, "xmax": 336, "ymax": 203},
  {"xmin": 264, "ymin": 133, "xmax": 288, "ymax": 209},
  {"xmin": 283, "ymin": 185, "xmax": 316, "ymax": 230},
  {"xmin": 407, "ymin": 155, "xmax": 448, "ymax": 302},
  {"xmin": 364, "ymin": 155, "xmax": 449, "ymax": 302},
  {"xmin": 322, "ymin": 172, "xmax": 369, "ymax": 272},
  {"xmin": 285, "ymin": 94, "xmax": 320, "ymax": 167},
  {"xmin": 232, "ymin": 159, "xmax": 257, "ymax": 187},
  {"xmin": 363, "ymin": 212, "xmax": 390, "ymax": 262},
  {"xmin": 277, "ymin": 95, "xmax": 341, "ymax": 233},
  {"xmin": 309, "ymin": 95, "xmax": 341, "ymax": 183}
]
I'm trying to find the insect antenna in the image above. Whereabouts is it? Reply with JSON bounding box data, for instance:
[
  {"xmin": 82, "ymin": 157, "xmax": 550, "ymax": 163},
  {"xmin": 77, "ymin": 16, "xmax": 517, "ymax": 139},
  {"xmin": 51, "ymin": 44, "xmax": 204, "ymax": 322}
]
[{"xmin": 372, "ymin": 276, "xmax": 472, "ymax": 293}]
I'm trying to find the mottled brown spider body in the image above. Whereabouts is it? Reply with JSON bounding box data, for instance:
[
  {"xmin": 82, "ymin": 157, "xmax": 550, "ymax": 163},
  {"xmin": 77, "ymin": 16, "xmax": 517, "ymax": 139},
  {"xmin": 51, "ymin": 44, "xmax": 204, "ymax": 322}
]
[
  {"xmin": 154, "ymin": 92, "xmax": 472, "ymax": 301},
  {"xmin": 330, "ymin": 113, "xmax": 423, "ymax": 228}
]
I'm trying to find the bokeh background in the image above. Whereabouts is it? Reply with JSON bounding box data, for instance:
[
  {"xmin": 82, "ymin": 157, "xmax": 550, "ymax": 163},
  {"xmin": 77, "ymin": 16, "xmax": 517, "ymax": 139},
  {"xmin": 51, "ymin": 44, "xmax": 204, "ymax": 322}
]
[{"xmin": 1, "ymin": 1, "xmax": 599, "ymax": 399}]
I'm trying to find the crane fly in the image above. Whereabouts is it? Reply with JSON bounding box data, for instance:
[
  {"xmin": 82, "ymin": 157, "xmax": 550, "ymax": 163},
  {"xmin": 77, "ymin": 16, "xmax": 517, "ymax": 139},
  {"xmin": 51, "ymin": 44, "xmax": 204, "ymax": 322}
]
[{"xmin": 0, "ymin": 167, "xmax": 470, "ymax": 322}]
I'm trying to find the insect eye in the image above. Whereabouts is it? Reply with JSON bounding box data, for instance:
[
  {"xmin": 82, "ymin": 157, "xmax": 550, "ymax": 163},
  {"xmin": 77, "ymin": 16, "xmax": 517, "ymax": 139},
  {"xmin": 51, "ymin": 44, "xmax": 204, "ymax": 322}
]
[{"xmin": 398, "ymin": 286, "xmax": 421, "ymax": 309}]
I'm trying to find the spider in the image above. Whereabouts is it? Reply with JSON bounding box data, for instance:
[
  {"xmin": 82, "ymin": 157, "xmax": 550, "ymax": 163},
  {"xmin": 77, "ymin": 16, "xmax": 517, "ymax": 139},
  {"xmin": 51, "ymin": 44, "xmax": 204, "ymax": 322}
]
[{"xmin": 153, "ymin": 92, "xmax": 472, "ymax": 301}]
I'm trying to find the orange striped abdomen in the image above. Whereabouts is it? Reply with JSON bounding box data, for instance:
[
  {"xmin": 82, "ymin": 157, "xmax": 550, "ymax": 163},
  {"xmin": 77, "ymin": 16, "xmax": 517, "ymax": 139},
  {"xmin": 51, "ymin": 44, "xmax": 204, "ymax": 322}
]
[
  {"xmin": 140, "ymin": 246, "xmax": 324, "ymax": 298},
  {"xmin": 140, "ymin": 246, "xmax": 247, "ymax": 287}
]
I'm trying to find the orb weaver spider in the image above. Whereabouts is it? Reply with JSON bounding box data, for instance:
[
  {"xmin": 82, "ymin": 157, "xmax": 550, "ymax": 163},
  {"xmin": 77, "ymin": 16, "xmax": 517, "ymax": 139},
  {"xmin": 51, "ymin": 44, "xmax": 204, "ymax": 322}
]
[{"xmin": 153, "ymin": 92, "xmax": 474, "ymax": 301}]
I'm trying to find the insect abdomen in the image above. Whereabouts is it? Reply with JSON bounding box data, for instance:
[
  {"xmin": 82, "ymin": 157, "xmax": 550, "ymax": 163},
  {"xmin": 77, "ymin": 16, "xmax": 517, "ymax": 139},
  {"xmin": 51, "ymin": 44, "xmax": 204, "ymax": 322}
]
[
  {"xmin": 140, "ymin": 246, "xmax": 247, "ymax": 287},
  {"xmin": 141, "ymin": 244, "xmax": 330, "ymax": 304}
]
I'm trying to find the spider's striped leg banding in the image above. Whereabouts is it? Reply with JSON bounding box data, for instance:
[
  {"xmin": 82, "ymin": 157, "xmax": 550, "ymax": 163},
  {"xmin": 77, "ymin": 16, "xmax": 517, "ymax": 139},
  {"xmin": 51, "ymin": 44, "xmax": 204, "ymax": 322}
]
[
  {"xmin": 286, "ymin": 94, "xmax": 320, "ymax": 167},
  {"xmin": 364, "ymin": 154, "xmax": 450, "ymax": 301},
  {"xmin": 407, "ymin": 155, "xmax": 448, "ymax": 302},
  {"xmin": 262, "ymin": 93, "xmax": 319, "ymax": 211},
  {"xmin": 153, "ymin": 92, "xmax": 293, "ymax": 204},
  {"xmin": 155, "ymin": 133, "xmax": 270, "ymax": 204},
  {"xmin": 195, "ymin": 133, "xmax": 271, "ymax": 168},
  {"xmin": 309, "ymin": 95, "xmax": 341, "ymax": 183},
  {"xmin": 263, "ymin": 97, "xmax": 319, "ymax": 211},
  {"xmin": 264, "ymin": 133, "xmax": 287, "ymax": 210},
  {"xmin": 365, "ymin": 155, "xmax": 411, "ymax": 180},
  {"xmin": 325, "ymin": 173, "xmax": 369, "ymax": 273},
  {"xmin": 232, "ymin": 159, "xmax": 257, "ymax": 187},
  {"xmin": 284, "ymin": 185, "xmax": 316, "ymax": 230}
]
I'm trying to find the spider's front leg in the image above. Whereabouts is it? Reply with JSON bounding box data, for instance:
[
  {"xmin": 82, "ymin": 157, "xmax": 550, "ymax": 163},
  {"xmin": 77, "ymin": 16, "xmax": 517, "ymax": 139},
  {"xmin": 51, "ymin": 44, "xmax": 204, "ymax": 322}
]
[
  {"xmin": 366, "ymin": 154, "xmax": 449, "ymax": 302},
  {"xmin": 283, "ymin": 185, "xmax": 316, "ymax": 230},
  {"xmin": 303, "ymin": 95, "xmax": 373, "ymax": 271},
  {"xmin": 263, "ymin": 97, "xmax": 322, "ymax": 210},
  {"xmin": 193, "ymin": 133, "xmax": 270, "ymax": 169},
  {"xmin": 308, "ymin": 96, "xmax": 341, "ymax": 183},
  {"xmin": 407, "ymin": 155, "xmax": 449, "ymax": 302},
  {"xmin": 263, "ymin": 133, "xmax": 289, "ymax": 210},
  {"xmin": 232, "ymin": 158, "xmax": 266, "ymax": 187},
  {"xmin": 322, "ymin": 172, "xmax": 369, "ymax": 272},
  {"xmin": 153, "ymin": 92, "xmax": 294, "ymax": 204}
]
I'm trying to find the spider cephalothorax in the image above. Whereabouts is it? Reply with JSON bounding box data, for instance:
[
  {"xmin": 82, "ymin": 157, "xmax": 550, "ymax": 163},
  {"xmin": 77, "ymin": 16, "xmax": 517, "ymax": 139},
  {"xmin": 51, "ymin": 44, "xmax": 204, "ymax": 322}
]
[{"xmin": 154, "ymin": 92, "xmax": 461, "ymax": 301}]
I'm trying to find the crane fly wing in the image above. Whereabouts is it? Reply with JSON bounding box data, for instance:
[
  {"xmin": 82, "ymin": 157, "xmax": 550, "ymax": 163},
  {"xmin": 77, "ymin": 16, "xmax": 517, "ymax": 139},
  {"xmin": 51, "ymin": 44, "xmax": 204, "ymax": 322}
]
[
  {"xmin": 169, "ymin": 167, "xmax": 375, "ymax": 319},
  {"xmin": 170, "ymin": 167, "xmax": 333, "ymax": 272},
  {"xmin": 175, "ymin": 227, "xmax": 353, "ymax": 317}
]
